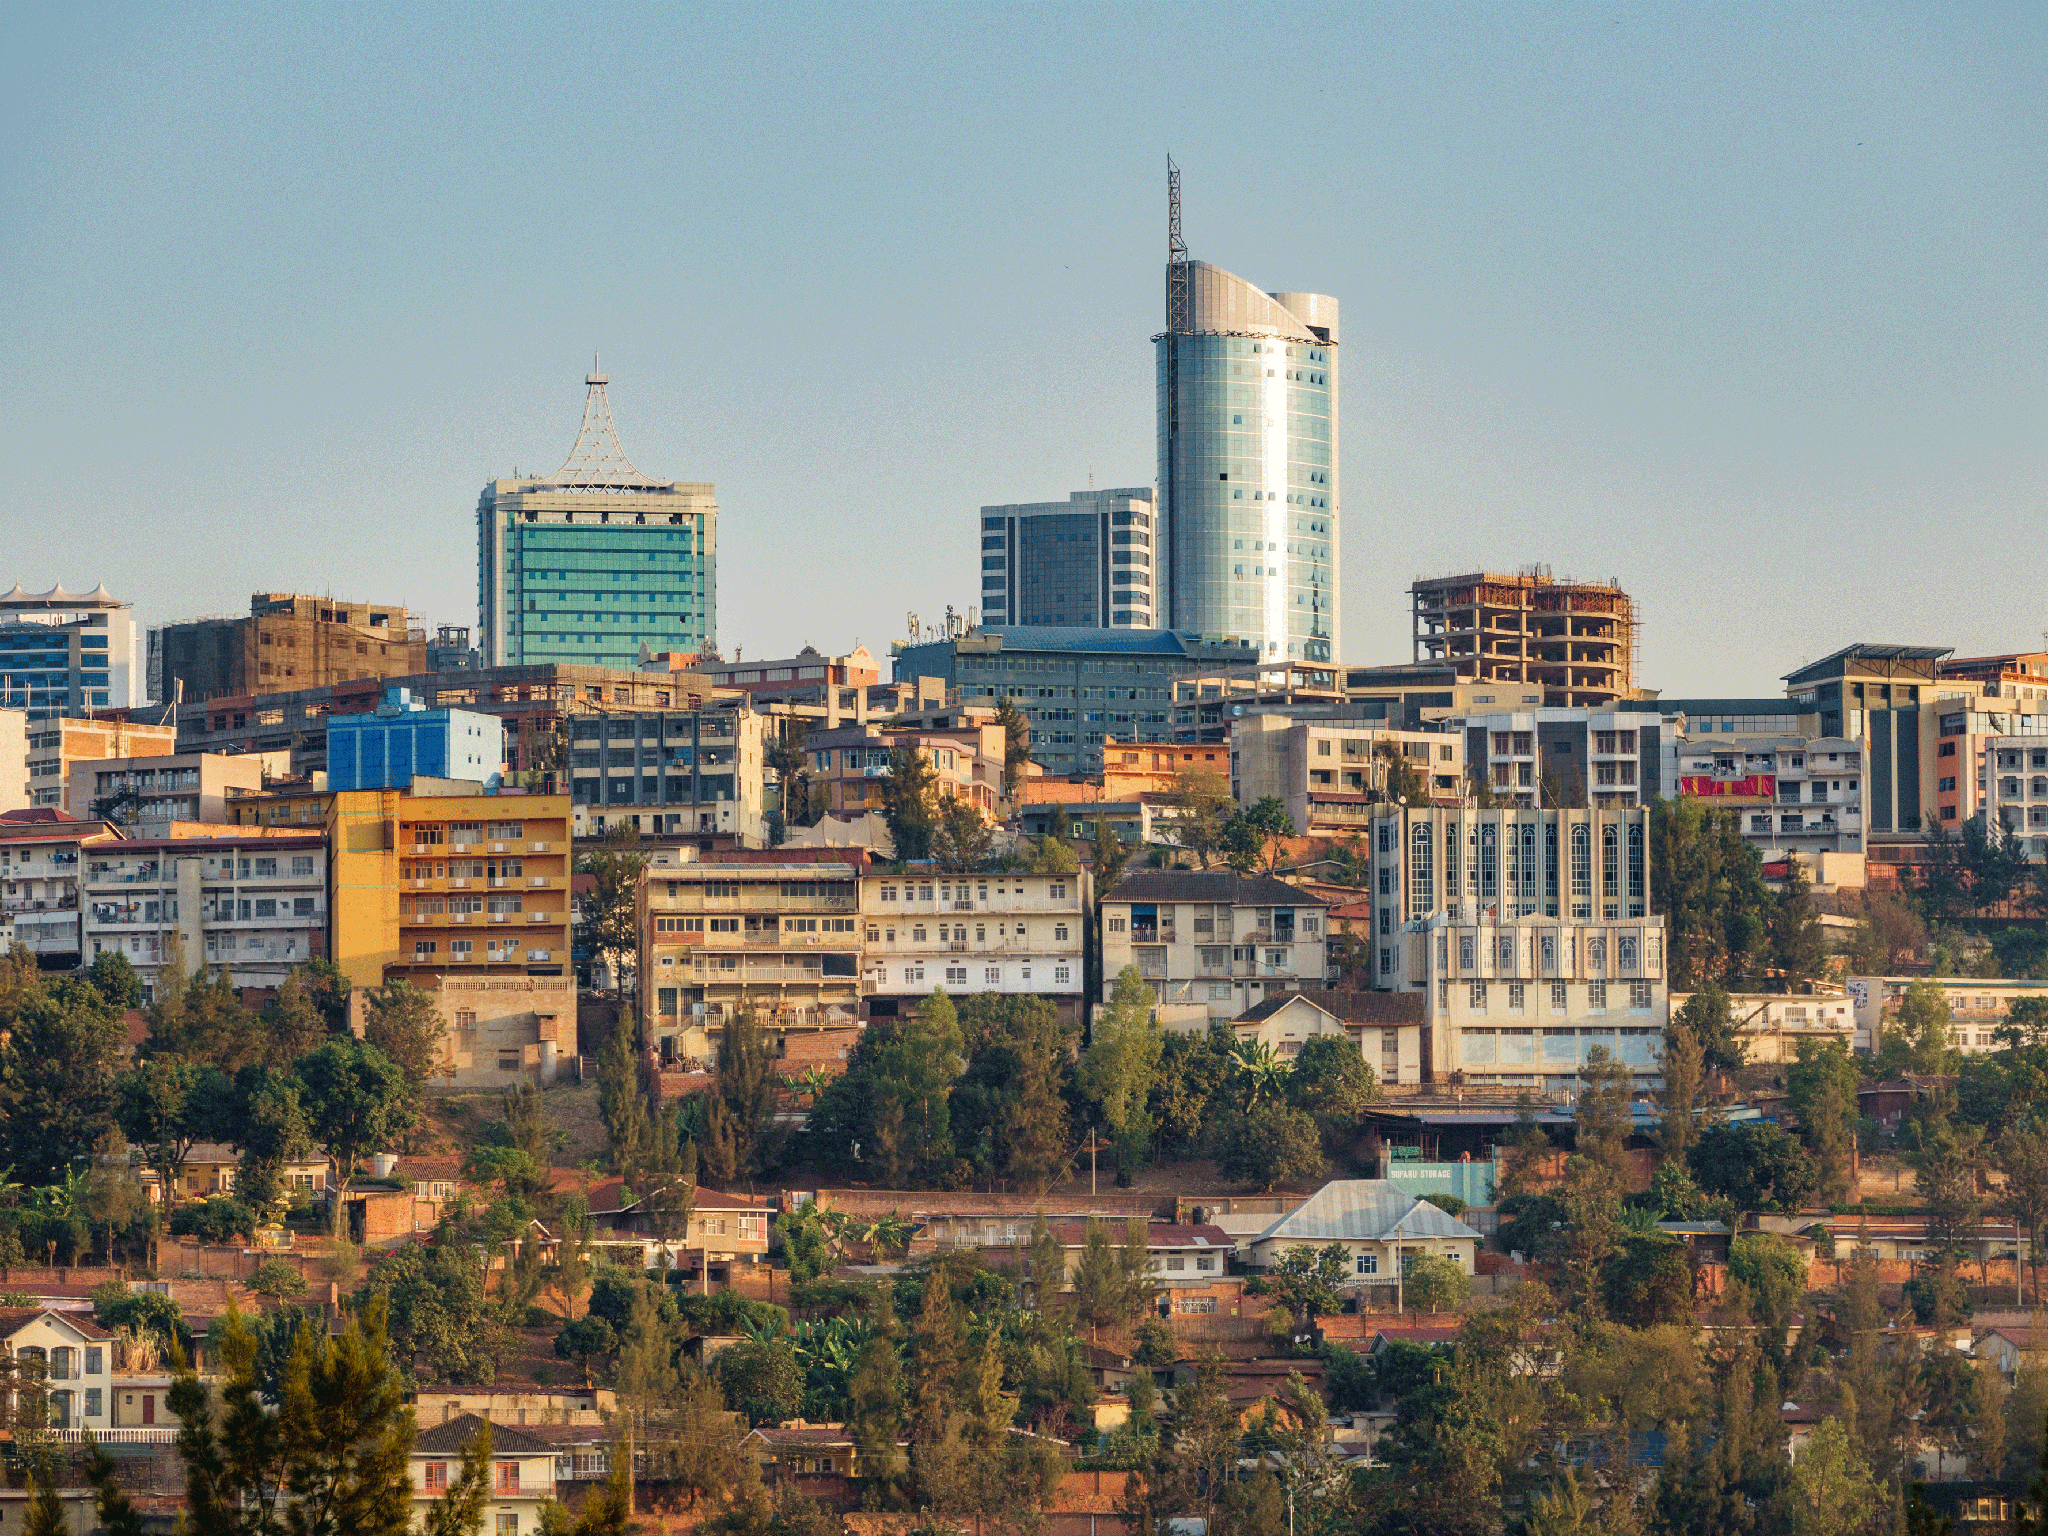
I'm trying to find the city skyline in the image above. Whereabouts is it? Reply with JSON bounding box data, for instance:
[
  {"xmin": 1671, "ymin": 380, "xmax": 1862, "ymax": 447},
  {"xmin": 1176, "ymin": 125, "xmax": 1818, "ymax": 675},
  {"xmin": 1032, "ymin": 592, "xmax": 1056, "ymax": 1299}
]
[{"xmin": 4, "ymin": 5, "xmax": 2045, "ymax": 697}]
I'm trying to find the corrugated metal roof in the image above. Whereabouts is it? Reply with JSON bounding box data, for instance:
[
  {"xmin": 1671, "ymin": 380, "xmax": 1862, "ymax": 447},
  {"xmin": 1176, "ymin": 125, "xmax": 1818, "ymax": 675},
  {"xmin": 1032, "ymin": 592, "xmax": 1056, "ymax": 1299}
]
[{"xmin": 1250, "ymin": 1181, "xmax": 1482, "ymax": 1245}]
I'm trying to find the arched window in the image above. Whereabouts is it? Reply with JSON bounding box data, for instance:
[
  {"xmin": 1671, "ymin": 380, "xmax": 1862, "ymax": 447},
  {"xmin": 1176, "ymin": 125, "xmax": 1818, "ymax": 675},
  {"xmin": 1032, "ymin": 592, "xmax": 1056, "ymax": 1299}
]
[
  {"xmin": 1570, "ymin": 824, "xmax": 1591, "ymax": 900},
  {"xmin": 1627, "ymin": 824, "xmax": 1646, "ymax": 916},
  {"xmin": 1408, "ymin": 824, "xmax": 1434, "ymax": 917},
  {"xmin": 1602, "ymin": 824, "xmax": 1620, "ymax": 899}
]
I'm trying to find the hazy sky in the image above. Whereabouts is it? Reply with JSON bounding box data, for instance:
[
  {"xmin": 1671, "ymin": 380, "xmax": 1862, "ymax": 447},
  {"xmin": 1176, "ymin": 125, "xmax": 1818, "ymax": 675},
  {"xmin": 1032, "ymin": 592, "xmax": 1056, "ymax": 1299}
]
[{"xmin": 4, "ymin": 3, "xmax": 2044, "ymax": 698}]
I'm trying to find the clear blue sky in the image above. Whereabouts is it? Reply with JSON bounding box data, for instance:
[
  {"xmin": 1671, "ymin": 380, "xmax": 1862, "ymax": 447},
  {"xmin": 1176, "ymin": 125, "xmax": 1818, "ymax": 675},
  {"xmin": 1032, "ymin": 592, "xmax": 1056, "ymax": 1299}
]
[{"xmin": 4, "ymin": 3, "xmax": 2044, "ymax": 696}]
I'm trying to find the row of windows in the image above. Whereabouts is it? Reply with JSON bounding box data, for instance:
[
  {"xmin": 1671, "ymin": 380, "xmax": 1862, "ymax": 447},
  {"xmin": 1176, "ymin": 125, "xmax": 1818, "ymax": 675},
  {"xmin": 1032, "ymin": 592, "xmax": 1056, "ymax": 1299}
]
[{"xmin": 1456, "ymin": 979, "xmax": 1656, "ymax": 1012}]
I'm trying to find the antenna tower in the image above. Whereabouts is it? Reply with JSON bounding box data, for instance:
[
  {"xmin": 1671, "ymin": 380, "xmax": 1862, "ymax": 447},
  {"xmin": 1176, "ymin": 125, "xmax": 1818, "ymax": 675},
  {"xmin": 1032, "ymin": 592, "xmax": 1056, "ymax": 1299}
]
[
  {"xmin": 1163, "ymin": 156, "xmax": 1190, "ymax": 630},
  {"xmin": 1166, "ymin": 157, "xmax": 1189, "ymax": 334}
]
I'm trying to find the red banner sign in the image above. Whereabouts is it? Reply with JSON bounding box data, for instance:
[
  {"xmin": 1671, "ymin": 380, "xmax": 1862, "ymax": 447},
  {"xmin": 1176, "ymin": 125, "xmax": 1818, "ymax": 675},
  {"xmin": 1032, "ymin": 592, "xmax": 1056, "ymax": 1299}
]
[{"xmin": 1679, "ymin": 774, "xmax": 1775, "ymax": 798}]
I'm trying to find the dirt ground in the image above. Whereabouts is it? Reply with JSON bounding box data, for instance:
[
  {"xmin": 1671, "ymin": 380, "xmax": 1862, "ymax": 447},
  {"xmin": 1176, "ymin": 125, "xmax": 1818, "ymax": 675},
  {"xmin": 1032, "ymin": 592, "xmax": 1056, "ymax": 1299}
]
[{"xmin": 421, "ymin": 1079, "xmax": 610, "ymax": 1168}]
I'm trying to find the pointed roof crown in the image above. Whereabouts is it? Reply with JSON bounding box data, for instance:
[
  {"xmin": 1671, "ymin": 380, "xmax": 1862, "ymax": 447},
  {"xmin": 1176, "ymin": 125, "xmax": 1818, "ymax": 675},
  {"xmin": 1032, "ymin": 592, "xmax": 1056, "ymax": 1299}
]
[{"xmin": 542, "ymin": 355, "xmax": 664, "ymax": 491}]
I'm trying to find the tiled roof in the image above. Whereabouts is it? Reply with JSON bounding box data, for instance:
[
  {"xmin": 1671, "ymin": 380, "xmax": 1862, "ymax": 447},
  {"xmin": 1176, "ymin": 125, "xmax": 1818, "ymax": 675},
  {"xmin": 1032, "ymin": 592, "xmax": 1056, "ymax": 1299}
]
[
  {"xmin": 587, "ymin": 1179, "xmax": 769, "ymax": 1216},
  {"xmin": 0, "ymin": 1307, "xmax": 114, "ymax": 1340},
  {"xmin": 748, "ymin": 1424, "xmax": 855, "ymax": 1447},
  {"xmin": 1369, "ymin": 1325, "xmax": 1461, "ymax": 1349},
  {"xmin": 1104, "ymin": 870, "xmax": 1330, "ymax": 908},
  {"xmin": 415, "ymin": 1412, "xmax": 553, "ymax": 1456},
  {"xmin": 1250, "ymin": 1181, "xmax": 1482, "ymax": 1246},
  {"xmin": 1234, "ymin": 990, "xmax": 1425, "ymax": 1026}
]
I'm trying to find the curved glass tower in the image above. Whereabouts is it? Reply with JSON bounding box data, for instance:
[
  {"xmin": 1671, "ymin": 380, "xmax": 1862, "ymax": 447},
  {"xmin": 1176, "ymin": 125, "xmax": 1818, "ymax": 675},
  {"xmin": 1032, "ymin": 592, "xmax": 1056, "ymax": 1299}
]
[{"xmin": 1156, "ymin": 262, "xmax": 1338, "ymax": 662}]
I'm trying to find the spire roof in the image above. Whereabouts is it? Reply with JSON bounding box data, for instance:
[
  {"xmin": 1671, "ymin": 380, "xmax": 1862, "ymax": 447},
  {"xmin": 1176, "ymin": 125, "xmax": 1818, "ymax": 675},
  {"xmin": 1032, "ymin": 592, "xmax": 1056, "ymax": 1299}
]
[{"xmin": 542, "ymin": 355, "xmax": 664, "ymax": 491}]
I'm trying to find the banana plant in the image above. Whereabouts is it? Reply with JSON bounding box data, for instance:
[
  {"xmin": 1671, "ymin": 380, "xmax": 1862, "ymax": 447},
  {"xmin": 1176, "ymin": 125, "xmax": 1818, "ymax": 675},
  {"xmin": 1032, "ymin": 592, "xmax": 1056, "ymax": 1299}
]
[{"xmin": 1229, "ymin": 1038, "xmax": 1289, "ymax": 1110}]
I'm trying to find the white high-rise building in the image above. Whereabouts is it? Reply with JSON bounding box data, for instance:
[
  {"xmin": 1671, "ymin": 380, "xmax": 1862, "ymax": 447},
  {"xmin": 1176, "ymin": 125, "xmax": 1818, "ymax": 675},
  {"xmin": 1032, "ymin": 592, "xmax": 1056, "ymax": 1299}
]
[{"xmin": 0, "ymin": 583, "xmax": 139, "ymax": 717}]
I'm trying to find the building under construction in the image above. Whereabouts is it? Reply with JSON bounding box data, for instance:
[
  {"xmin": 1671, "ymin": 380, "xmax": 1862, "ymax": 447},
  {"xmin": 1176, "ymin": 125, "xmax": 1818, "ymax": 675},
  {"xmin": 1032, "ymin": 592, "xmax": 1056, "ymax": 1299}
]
[
  {"xmin": 151, "ymin": 593, "xmax": 428, "ymax": 704},
  {"xmin": 1410, "ymin": 570, "xmax": 1638, "ymax": 707}
]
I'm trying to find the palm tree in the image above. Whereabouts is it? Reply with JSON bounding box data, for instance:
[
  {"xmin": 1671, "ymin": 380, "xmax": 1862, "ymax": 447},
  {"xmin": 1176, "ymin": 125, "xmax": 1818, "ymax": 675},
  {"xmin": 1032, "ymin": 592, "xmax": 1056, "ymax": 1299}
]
[
  {"xmin": 1230, "ymin": 1038, "xmax": 1288, "ymax": 1110},
  {"xmin": 854, "ymin": 1210, "xmax": 913, "ymax": 1261},
  {"xmin": 782, "ymin": 1067, "xmax": 835, "ymax": 1106}
]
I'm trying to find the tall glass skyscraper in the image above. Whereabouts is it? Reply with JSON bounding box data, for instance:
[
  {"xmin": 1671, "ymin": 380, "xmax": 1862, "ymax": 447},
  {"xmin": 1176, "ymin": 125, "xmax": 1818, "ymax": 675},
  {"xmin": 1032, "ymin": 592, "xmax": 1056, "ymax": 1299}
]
[
  {"xmin": 1157, "ymin": 260, "xmax": 1338, "ymax": 662},
  {"xmin": 477, "ymin": 366, "xmax": 716, "ymax": 669}
]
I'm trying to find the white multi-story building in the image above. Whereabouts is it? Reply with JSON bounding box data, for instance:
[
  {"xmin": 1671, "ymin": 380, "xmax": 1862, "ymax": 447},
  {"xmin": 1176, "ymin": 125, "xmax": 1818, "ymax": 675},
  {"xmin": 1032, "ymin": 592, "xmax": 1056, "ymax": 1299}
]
[
  {"xmin": 1985, "ymin": 735, "xmax": 2048, "ymax": 859},
  {"xmin": 83, "ymin": 833, "xmax": 326, "ymax": 994},
  {"xmin": 1360, "ymin": 804, "xmax": 1670, "ymax": 1090},
  {"xmin": 1228, "ymin": 714, "xmax": 1464, "ymax": 836},
  {"xmin": 0, "ymin": 582, "xmax": 140, "ymax": 716},
  {"xmin": 0, "ymin": 810, "xmax": 116, "ymax": 965},
  {"xmin": 1448, "ymin": 709, "xmax": 1670, "ymax": 809},
  {"xmin": 1672, "ymin": 733, "xmax": 1866, "ymax": 856},
  {"xmin": 1099, "ymin": 870, "xmax": 1333, "ymax": 1028},
  {"xmin": 0, "ymin": 1306, "xmax": 116, "ymax": 1434},
  {"xmin": 1850, "ymin": 974, "xmax": 2048, "ymax": 1055},
  {"xmin": 859, "ymin": 870, "xmax": 1089, "ymax": 1027}
]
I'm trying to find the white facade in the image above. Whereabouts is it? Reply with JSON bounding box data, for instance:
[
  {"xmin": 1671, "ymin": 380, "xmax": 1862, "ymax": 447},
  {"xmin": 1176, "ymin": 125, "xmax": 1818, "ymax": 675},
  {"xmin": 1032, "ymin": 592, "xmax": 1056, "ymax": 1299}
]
[
  {"xmin": 0, "ymin": 582, "xmax": 139, "ymax": 716},
  {"xmin": 83, "ymin": 835, "xmax": 326, "ymax": 993},
  {"xmin": 1850, "ymin": 974, "xmax": 2048, "ymax": 1055},
  {"xmin": 860, "ymin": 871, "xmax": 1088, "ymax": 1021},
  {"xmin": 0, "ymin": 1308, "xmax": 116, "ymax": 1435},
  {"xmin": 0, "ymin": 820, "xmax": 111, "ymax": 962},
  {"xmin": 1985, "ymin": 735, "xmax": 2048, "ymax": 858},
  {"xmin": 1099, "ymin": 870, "xmax": 1333, "ymax": 1028},
  {"xmin": 1673, "ymin": 733, "xmax": 1866, "ymax": 855},
  {"xmin": 1361, "ymin": 805, "xmax": 1670, "ymax": 1088},
  {"xmin": 0, "ymin": 709, "xmax": 25, "ymax": 815},
  {"xmin": 1448, "ymin": 709, "xmax": 1672, "ymax": 809}
]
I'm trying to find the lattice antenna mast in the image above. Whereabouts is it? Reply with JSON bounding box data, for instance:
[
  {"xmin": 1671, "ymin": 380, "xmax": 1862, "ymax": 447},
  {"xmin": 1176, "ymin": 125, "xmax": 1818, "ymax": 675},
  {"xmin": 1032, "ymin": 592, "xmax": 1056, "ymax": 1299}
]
[
  {"xmin": 1167, "ymin": 156, "xmax": 1190, "ymax": 334},
  {"xmin": 544, "ymin": 353, "xmax": 662, "ymax": 490}
]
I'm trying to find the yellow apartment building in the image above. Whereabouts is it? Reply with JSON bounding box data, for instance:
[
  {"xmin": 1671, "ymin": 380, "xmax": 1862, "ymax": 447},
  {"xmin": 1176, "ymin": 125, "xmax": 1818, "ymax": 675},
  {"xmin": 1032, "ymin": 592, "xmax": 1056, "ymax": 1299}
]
[{"xmin": 325, "ymin": 786, "xmax": 577, "ymax": 1088}]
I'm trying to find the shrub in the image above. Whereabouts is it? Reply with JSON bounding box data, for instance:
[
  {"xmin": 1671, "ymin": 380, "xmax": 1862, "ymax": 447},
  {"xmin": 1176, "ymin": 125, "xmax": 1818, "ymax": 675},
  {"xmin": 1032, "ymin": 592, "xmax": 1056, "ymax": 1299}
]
[
  {"xmin": 170, "ymin": 1199, "xmax": 257, "ymax": 1245},
  {"xmin": 1419, "ymin": 1192, "xmax": 1468, "ymax": 1218},
  {"xmin": 1401, "ymin": 1253, "xmax": 1472, "ymax": 1315}
]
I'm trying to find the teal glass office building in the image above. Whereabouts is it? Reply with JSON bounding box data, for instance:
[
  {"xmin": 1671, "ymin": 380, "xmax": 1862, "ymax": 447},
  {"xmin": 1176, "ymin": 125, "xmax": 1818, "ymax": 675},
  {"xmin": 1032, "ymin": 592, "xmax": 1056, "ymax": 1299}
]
[
  {"xmin": 1157, "ymin": 263, "xmax": 1338, "ymax": 663},
  {"xmin": 477, "ymin": 369, "xmax": 717, "ymax": 670}
]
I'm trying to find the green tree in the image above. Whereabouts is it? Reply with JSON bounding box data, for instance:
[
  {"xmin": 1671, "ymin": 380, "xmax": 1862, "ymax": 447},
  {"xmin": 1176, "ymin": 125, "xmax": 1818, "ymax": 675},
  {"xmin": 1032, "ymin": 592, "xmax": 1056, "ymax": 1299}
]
[
  {"xmin": 365, "ymin": 978, "xmax": 441, "ymax": 1093},
  {"xmin": 1089, "ymin": 815, "xmax": 1135, "ymax": 902},
  {"xmin": 1069, "ymin": 1219, "xmax": 1126, "ymax": 1333},
  {"xmin": 88, "ymin": 949, "xmax": 145, "ymax": 1008},
  {"xmin": 1260, "ymin": 1243, "xmax": 1349, "ymax": 1332},
  {"xmin": 808, "ymin": 990, "xmax": 963, "ymax": 1184},
  {"xmin": 423, "ymin": 1419, "xmax": 493, "ymax": 1536},
  {"xmin": 171, "ymin": 1297, "xmax": 416, "ymax": 1536},
  {"xmin": 1999, "ymin": 1119, "xmax": 2048, "ymax": 1304},
  {"xmin": 575, "ymin": 822, "xmax": 649, "ymax": 995},
  {"xmin": 1771, "ymin": 1417, "xmax": 1879, "ymax": 1536},
  {"xmin": 1878, "ymin": 980, "xmax": 1961, "ymax": 1077},
  {"xmin": 1599, "ymin": 1231, "xmax": 1692, "ymax": 1326},
  {"xmin": 878, "ymin": 746, "xmax": 941, "ymax": 862},
  {"xmin": 1287, "ymin": 1034, "xmax": 1379, "ymax": 1121},
  {"xmin": 846, "ymin": 1332, "xmax": 909, "ymax": 1505},
  {"xmin": 1401, "ymin": 1252, "xmax": 1471, "ymax": 1315},
  {"xmin": 233, "ymin": 1065, "xmax": 314, "ymax": 1219},
  {"xmin": 21, "ymin": 1455, "xmax": 65, "ymax": 1536},
  {"xmin": 1690, "ymin": 1120, "xmax": 1818, "ymax": 1213},
  {"xmin": 1673, "ymin": 981, "xmax": 1745, "ymax": 1074},
  {"xmin": 1081, "ymin": 967, "xmax": 1163, "ymax": 1158},
  {"xmin": 0, "ymin": 970, "xmax": 127, "ymax": 1182},
  {"xmin": 714, "ymin": 1337, "xmax": 805, "ymax": 1426},
  {"xmin": 1652, "ymin": 796, "xmax": 1773, "ymax": 988},
  {"xmin": 1657, "ymin": 1008, "xmax": 1707, "ymax": 1164},
  {"xmin": 1770, "ymin": 860, "xmax": 1830, "ymax": 986},
  {"xmin": 1234, "ymin": 796, "xmax": 1296, "ymax": 874},
  {"xmin": 249, "ymin": 1257, "xmax": 308, "ymax": 1304},
  {"xmin": 259, "ymin": 970, "xmax": 336, "ymax": 1068},
  {"xmin": 114, "ymin": 1055, "xmax": 234, "ymax": 1215},
  {"xmin": 1167, "ymin": 767, "xmax": 1232, "ymax": 870},
  {"xmin": 1216, "ymin": 1101, "xmax": 1323, "ymax": 1191},
  {"xmin": 365, "ymin": 1236, "xmax": 509, "ymax": 1386},
  {"xmin": 1788, "ymin": 1036, "xmax": 1861, "ymax": 1204},
  {"xmin": 1729, "ymin": 1232, "xmax": 1808, "ymax": 1372},
  {"xmin": 994, "ymin": 697, "xmax": 1032, "ymax": 793},
  {"xmin": 952, "ymin": 994, "xmax": 1072, "ymax": 1192},
  {"xmin": 932, "ymin": 796, "xmax": 995, "ymax": 872},
  {"xmin": 702, "ymin": 1005, "xmax": 787, "ymax": 1185},
  {"xmin": 298, "ymin": 1038, "xmax": 413, "ymax": 1232}
]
